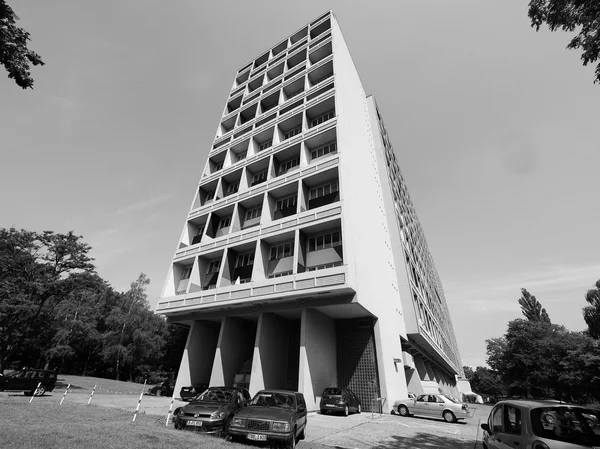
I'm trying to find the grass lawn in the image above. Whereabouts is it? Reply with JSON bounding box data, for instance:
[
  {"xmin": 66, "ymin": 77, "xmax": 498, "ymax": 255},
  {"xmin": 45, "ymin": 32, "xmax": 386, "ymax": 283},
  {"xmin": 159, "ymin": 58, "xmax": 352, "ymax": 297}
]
[{"xmin": 0, "ymin": 394, "xmax": 327, "ymax": 449}]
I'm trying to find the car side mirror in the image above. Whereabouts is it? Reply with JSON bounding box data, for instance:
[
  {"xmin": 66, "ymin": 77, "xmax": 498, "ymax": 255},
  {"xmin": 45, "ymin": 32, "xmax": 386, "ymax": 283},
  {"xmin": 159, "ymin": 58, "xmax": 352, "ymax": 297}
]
[
  {"xmin": 298, "ymin": 405, "xmax": 306, "ymax": 413},
  {"xmin": 481, "ymin": 423, "xmax": 490, "ymax": 432}
]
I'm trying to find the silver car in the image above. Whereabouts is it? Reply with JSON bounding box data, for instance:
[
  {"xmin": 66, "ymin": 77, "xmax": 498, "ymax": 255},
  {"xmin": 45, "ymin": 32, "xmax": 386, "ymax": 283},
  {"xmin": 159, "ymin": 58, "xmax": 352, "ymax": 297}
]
[
  {"xmin": 482, "ymin": 400, "xmax": 600, "ymax": 449},
  {"xmin": 391, "ymin": 393, "xmax": 471, "ymax": 423}
]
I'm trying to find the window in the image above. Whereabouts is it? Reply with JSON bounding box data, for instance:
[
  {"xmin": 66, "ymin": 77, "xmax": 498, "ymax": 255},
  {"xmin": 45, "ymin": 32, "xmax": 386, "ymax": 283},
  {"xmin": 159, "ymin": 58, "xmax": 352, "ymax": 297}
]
[
  {"xmin": 491, "ymin": 406, "xmax": 503, "ymax": 433},
  {"xmin": 226, "ymin": 181, "xmax": 239, "ymax": 195},
  {"xmin": 311, "ymin": 142, "xmax": 337, "ymax": 160},
  {"xmin": 191, "ymin": 225, "xmax": 205, "ymax": 245},
  {"xmin": 236, "ymin": 152, "xmax": 247, "ymax": 162},
  {"xmin": 207, "ymin": 260, "xmax": 221, "ymax": 274},
  {"xmin": 181, "ymin": 267, "xmax": 192, "ymax": 280},
  {"xmin": 306, "ymin": 261, "xmax": 342, "ymax": 271},
  {"xmin": 259, "ymin": 140, "xmax": 272, "ymax": 151},
  {"xmin": 308, "ymin": 230, "xmax": 341, "ymax": 251},
  {"xmin": 278, "ymin": 157, "xmax": 299, "ymax": 175},
  {"xmin": 204, "ymin": 191, "xmax": 215, "ymax": 202},
  {"xmin": 236, "ymin": 252, "xmax": 255, "ymax": 267},
  {"xmin": 269, "ymin": 242, "xmax": 294, "ymax": 260},
  {"xmin": 283, "ymin": 126, "xmax": 302, "ymax": 140},
  {"xmin": 310, "ymin": 110, "xmax": 334, "ymax": 127},
  {"xmin": 215, "ymin": 162, "xmax": 224, "ymax": 171},
  {"xmin": 309, "ymin": 180, "xmax": 338, "ymax": 199},
  {"xmin": 218, "ymin": 216, "xmax": 231, "ymax": 229},
  {"xmin": 245, "ymin": 206, "xmax": 262, "ymax": 220},
  {"xmin": 504, "ymin": 406, "xmax": 522, "ymax": 435},
  {"xmin": 252, "ymin": 170, "xmax": 267, "ymax": 186},
  {"xmin": 267, "ymin": 270, "xmax": 292, "ymax": 278},
  {"xmin": 276, "ymin": 195, "xmax": 297, "ymax": 211}
]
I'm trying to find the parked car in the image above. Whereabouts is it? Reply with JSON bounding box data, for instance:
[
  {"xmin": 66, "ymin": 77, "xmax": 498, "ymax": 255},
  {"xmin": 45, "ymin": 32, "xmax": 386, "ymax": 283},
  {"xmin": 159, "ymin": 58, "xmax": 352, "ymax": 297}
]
[
  {"xmin": 229, "ymin": 389, "xmax": 307, "ymax": 448},
  {"xmin": 148, "ymin": 378, "xmax": 175, "ymax": 397},
  {"xmin": 180, "ymin": 383, "xmax": 209, "ymax": 401},
  {"xmin": 320, "ymin": 387, "xmax": 361, "ymax": 416},
  {"xmin": 481, "ymin": 399, "xmax": 600, "ymax": 449},
  {"xmin": 392, "ymin": 393, "xmax": 471, "ymax": 423},
  {"xmin": 173, "ymin": 386, "xmax": 250, "ymax": 435},
  {"xmin": 0, "ymin": 368, "xmax": 57, "ymax": 396}
]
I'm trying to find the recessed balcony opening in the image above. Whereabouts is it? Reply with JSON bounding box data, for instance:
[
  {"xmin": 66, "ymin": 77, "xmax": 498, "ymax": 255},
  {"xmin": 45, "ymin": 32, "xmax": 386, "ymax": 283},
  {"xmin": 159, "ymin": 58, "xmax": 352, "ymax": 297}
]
[
  {"xmin": 225, "ymin": 242, "xmax": 257, "ymax": 286},
  {"xmin": 272, "ymin": 40, "xmax": 288, "ymax": 57},
  {"xmin": 174, "ymin": 261, "xmax": 194, "ymax": 295},
  {"xmin": 310, "ymin": 18, "xmax": 331, "ymax": 40},
  {"xmin": 243, "ymin": 91, "xmax": 260, "ymax": 106},
  {"xmin": 231, "ymin": 138, "xmax": 250, "ymax": 163},
  {"xmin": 253, "ymin": 126, "xmax": 275, "ymax": 154},
  {"xmin": 239, "ymin": 103, "xmax": 258, "ymax": 125},
  {"xmin": 226, "ymin": 94, "xmax": 243, "ymax": 115},
  {"xmin": 222, "ymin": 169, "xmax": 242, "ymax": 197},
  {"xmin": 220, "ymin": 114, "xmax": 237, "ymax": 135},
  {"xmin": 248, "ymin": 74, "xmax": 264, "ymax": 93},
  {"xmin": 238, "ymin": 195, "xmax": 264, "ymax": 230},
  {"xmin": 299, "ymin": 219, "xmax": 343, "ymax": 273},
  {"xmin": 286, "ymin": 49, "xmax": 307, "ymax": 71},
  {"xmin": 267, "ymin": 63, "xmax": 284, "ymax": 82},
  {"xmin": 307, "ymin": 97, "xmax": 335, "ymax": 128},
  {"xmin": 310, "ymin": 12, "xmax": 330, "ymax": 27},
  {"xmin": 303, "ymin": 167, "xmax": 339, "ymax": 210},
  {"xmin": 197, "ymin": 179, "xmax": 219, "ymax": 207},
  {"xmin": 284, "ymin": 64, "xmax": 306, "ymax": 82},
  {"xmin": 230, "ymin": 84, "xmax": 246, "ymax": 99},
  {"xmin": 305, "ymin": 128, "xmax": 337, "ymax": 162},
  {"xmin": 260, "ymin": 91, "xmax": 280, "ymax": 115},
  {"xmin": 309, "ymin": 42, "xmax": 332, "ymax": 65},
  {"xmin": 261, "ymin": 231, "xmax": 295, "ymax": 279},
  {"xmin": 269, "ymin": 183, "xmax": 298, "ymax": 221},
  {"xmin": 247, "ymin": 161, "xmax": 269, "ymax": 188},
  {"xmin": 188, "ymin": 216, "xmax": 208, "ymax": 246},
  {"xmin": 207, "ymin": 205, "xmax": 235, "ymax": 239},
  {"xmin": 309, "ymin": 31, "xmax": 331, "ymax": 49},
  {"xmin": 235, "ymin": 70, "xmax": 250, "ymax": 87},
  {"xmin": 307, "ymin": 61, "xmax": 333, "ymax": 88},
  {"xmin": 209, "ymin": 152, "xmax": 227, "ymax": 174},
  {"xmin": 291, "ymin": 26, "xmax": 308, "ymax": 44},
  {"xmin": 283, "ymin": 78, "xmax": 305, "ymax": 102},
  {"xmin": 274, "ymin": 143, "xmax": 301, "ymax": 177},
  {"xmin": 254, "ymin": 52, "xmax": 269, "ymax": 70},
  {"xmin": 198, "ymin": 252, "xmax": 224, "ymax": 290},
  {"xmin": 278, "ymin": 113, "xmax": 303, "ymax": 142},
  {"xmin": 238, "ymin": 62, "xmax": 252, "ymax": 75}
]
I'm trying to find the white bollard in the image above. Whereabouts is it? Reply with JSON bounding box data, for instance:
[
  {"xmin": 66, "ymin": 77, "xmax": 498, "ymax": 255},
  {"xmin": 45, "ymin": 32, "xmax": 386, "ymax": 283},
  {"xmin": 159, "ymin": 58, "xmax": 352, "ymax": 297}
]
[
  {"xmin": 59, "ymin": 384, "xmax": 71, "ymax": 405},
  {"xmin": 87, "ymin": 385, "xmax": 97, "ymax": 405},
  {"xmin": 28, "ymin": 382, "xmax": 42, "ymax": 404},
  {"xmin": 165, "ymin": 394, "xmax": 176, "ymax": 426},
  {"xmin": 132, "ymin": 379, "xmax": 147, "ymax": 422}
]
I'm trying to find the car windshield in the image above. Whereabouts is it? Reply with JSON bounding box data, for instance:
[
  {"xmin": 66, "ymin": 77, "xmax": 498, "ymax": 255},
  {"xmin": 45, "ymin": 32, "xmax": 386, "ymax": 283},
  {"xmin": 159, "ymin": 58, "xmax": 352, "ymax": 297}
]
[
  {"xmin": 323, "ymin": 388, "xmax": 342, "ymax": 396},
  {"xmin": 196, "ymin": 388, "xmax": 235, "ymax": 403},
  {"xmin": 250, "ymin": 392, "xmax": 296, "ymax": 409},
  {"xmin": 531, "ymin": 406, "xmax": 600, "ymax": 446}
]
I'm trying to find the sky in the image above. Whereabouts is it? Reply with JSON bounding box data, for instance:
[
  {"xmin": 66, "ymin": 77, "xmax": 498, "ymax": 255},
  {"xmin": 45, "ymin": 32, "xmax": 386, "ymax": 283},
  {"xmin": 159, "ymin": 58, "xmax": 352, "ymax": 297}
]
[{"xmin": 1, "ymin": 1, "xmax": 599, "ymax": 369}]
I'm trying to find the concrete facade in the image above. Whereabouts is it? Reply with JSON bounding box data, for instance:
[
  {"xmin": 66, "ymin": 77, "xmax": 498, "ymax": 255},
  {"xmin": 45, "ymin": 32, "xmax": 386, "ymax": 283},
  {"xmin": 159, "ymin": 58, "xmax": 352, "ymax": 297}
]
[{"xmin": 155, "ymin": 11, "xmax": 466, "ymax": 412}]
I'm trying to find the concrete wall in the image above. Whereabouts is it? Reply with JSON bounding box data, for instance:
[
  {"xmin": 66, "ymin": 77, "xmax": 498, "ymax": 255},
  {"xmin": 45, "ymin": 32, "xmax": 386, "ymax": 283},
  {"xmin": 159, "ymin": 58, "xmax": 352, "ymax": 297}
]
[
  {"xmin": 299, "ymin": 308, "xmax": 337, "ymax": 411},
  {"xmin": 174, "ymin": 320, "xmax": 220, "ymax": 397},
  {"xmin": 210, "ymin": 317, "xmax": 256, "ymax": 387}
]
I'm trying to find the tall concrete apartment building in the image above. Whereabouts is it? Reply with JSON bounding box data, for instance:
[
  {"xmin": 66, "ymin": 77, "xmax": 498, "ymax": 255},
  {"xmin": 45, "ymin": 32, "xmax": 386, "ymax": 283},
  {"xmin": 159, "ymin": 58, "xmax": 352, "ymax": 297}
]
[{"xmin": 155, "ymin": 11, "xmax": 465, "ymax": 412}]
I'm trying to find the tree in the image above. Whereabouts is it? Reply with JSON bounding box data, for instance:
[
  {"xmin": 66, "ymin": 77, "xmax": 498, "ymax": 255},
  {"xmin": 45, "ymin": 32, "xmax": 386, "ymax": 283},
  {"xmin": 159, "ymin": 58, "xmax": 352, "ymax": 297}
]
[
  {"xmin": 0, "ymin": 1, "xmax": 44, "ymax": 89},
  {"xmin": 469, "ymin": 366, "xmax": 507, "ymax": 398},
  {"xmin": 528, "ymin": 0, "xmax": 600, "ymax": 84},
  {"xmin": 583, "ymin": 279, "xmax": 600, "ymax": 338},
  {"xmin": 463, "ymin": 365, "xmax": 474, "ymax": 380},
  {"xmin": 0, "ymin": 228, "xmax": 94, "ymax": 373},
  {"xmin": 518, "ymin": 288, "xmax": 551, "ymax": 323}
]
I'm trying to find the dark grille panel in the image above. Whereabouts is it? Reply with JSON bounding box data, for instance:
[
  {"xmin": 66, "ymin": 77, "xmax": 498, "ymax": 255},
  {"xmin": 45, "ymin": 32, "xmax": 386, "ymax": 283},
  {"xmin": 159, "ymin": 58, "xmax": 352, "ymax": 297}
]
[{"xmin": 247, "ymin": 420, "xmax": 269, "ymax": 431}]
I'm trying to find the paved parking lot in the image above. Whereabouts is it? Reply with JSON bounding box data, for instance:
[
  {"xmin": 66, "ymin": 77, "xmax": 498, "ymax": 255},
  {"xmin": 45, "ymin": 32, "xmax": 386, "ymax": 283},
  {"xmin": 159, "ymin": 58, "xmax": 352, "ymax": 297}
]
[{"xmin": 22, "ymin": 391, "xmax": 491, "ymax": 449}]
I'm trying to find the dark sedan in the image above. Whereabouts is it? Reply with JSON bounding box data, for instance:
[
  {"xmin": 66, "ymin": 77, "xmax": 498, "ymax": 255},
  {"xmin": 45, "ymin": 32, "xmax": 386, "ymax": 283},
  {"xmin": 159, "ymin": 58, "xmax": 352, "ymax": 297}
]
[
  {"xmin": 229, "ymin": 390, "xmax": 307, "ymax": 448},
  {"xmin": 320, "ymin": 387, "xmax": 361, "ymax": 416},
  {"xmin": 173, "ymin": 386, "xmax": 251, "ymax": 436}
]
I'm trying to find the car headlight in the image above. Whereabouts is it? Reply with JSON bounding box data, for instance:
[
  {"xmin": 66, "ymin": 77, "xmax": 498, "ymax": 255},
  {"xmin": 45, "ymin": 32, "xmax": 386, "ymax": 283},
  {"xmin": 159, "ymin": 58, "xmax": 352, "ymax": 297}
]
[
  {"xmin": 210, "ymin": 411, "xmax": 227, "ymax": 420},
  {"xmin": 231, "ymin": 418, "xmax": 247, "ymax": 427},
  {"xmin": 272, "ymin": 421, "xmax": 290, "ymax": 432},
  {"xmin": 174, "ymin": 408, "xmax": 184, "ymax": 416}
]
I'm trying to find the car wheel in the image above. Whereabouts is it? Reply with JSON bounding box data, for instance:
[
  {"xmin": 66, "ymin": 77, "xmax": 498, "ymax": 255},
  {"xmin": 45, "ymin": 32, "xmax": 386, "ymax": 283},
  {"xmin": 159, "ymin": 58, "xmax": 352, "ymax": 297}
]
[
  {"xmin": 299, "ymin": 423, "xmax": 306, "ymax": 440},
  {"xmin": 320, "ymin": 409, "xmax": 327, "ymax": 415},
  {"xmin": 34, "ymin": 386, "xmax": 45, "ymax": 396},
  {"xmin": 443, "ymin": 410, "xmax": 457, "ymax": 423},
  {"xmin": 398, "ymin": 405, "xmax": 409, "ymax": 417},
  {"xmin": 24, "ymin": 391, "xmax": 33, "ymax": 397},
  {"xmin": 357, "ymin": 403, "xmax": 361, "ymax": 414},
  {"xmin": 343, "ymin": 404, "xmax": 349, "ymax": 416},
  {"xmin": 289, "ymin": 427, "xmax": 296, "ymax": 449},
  {"xmin": 219, "ymin": 417, "xmax": 231, "ymax": 439}
]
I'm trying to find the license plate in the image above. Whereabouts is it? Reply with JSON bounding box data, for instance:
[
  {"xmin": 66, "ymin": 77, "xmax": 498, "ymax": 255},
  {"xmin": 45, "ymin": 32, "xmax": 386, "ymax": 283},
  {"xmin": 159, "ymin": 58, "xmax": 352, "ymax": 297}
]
[
  {"xmin": 247, "ymin": 434, "xmax": 267, "ymax": 441},
  {"xmin": 187, "ymin": 420, "xmax": 202, "ymax": 427}
]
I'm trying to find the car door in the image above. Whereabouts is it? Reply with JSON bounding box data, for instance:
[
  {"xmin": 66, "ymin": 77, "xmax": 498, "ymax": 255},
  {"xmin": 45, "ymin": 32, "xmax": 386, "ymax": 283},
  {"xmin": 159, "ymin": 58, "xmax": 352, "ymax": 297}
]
[
  {"xmin": 414, "ymin": 395, "xmax": 431, "ymax": 416},
  {"xmin": 486, "ymin": 404, "xmax": 523, "ymax": 449},
  {"xmin": 295, "ymin": 393, "xmax": 307, "ymax": 434},
  {"xmin": 348, "ymin": 389, "xmax": 358, "ymax": 411},
  {"xmin": 431, "ymin": 395, "xmax": 445, "ymax": 417}
]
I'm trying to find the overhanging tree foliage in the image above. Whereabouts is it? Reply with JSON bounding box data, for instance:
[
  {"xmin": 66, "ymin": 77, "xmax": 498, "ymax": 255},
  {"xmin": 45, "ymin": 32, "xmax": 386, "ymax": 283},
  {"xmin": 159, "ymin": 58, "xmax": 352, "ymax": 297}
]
[
  {"xmin": 528, "ymin": 0, "xmax": 600, "ymax": 84},
  {"xmin": 583, "ymin": 279, "xmax": 600, "ymax": 338},
  {"xmin": 518, "ymin": 288, "xmax": 551, "ymax": 323},
  {"xmin": 0, "ymin": 0, "xmax": 44, "ymax": 89}
]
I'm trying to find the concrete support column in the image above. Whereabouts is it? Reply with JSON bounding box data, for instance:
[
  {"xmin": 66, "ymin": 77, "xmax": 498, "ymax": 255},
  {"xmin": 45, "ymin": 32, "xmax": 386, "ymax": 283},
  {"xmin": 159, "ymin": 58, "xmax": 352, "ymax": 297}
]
[
  {"xmin": 174, "ymin": 320, "xmax": 220, "ymax": 397},
  {"xmin": 298, "ymin": 308, "xmax": 337, "ymax": 411},
  {"xmin": 249, "ymin": 313, "xmax": 289, "ymax": 395},
  {"xmin": 210, "ymin": 317, "xmax": 255, "ymax": 387}
]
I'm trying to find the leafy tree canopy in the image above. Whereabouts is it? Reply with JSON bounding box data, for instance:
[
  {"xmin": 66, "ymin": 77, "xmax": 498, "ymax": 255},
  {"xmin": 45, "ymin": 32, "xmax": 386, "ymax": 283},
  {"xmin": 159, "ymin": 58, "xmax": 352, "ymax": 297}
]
[
  {"xmin": 518, "ymin": 288, "xmax": 551, "ymax": 323},
  {"xmin": 583, "ymin": 279, "xmax": 600, "ymax": 338},
  {"xmin": 528, "ymin": 0, "xmax": 600, "ymax": 84}
]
